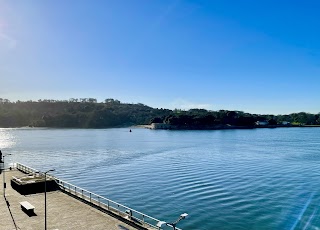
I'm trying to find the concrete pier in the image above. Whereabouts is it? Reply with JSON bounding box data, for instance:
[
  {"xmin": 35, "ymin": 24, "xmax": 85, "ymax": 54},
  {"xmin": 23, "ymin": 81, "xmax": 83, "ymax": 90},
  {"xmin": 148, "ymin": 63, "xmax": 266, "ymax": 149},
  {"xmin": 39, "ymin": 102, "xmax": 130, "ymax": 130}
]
[{"xmin": 0, "ymin": 169, "xmax": 150, "ymax": 230}]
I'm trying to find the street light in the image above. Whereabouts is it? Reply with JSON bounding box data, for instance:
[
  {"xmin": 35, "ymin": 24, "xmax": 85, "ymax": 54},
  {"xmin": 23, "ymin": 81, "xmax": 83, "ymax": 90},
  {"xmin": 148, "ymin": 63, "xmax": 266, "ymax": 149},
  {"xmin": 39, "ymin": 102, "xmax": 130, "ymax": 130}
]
[
  {"xmin": 2, "ymin": 153, "xmax": 12, "ymax": 197},
  {"xmin": 157, "ymin": 213, "xmax": 189, "ymax": 230},
  {"xmin": 44, "ymin": 169, "xmax": 55, "ymax": 230}
]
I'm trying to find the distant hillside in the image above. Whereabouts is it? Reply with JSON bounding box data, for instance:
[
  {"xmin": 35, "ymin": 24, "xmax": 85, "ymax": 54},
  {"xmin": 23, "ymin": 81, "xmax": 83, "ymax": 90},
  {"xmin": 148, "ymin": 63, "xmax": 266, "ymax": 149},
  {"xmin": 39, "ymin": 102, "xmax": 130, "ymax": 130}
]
[
  {"xmin": 0, "ymin": 98, "xmax": 171, "ymax": 128},
  {"xmin": 0, "ymin": 98, "xmax": 319, "ymax": 128}
]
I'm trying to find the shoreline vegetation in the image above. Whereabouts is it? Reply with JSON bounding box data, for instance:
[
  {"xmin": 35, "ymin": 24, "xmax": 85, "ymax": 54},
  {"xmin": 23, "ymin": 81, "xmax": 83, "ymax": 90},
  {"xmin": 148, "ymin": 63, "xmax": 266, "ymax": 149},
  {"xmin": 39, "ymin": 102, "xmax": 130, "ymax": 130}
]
[
  {"xmin": 139, "ymin": 124, "xmax": 320, "ymax": 130},
  {"xmin": 0, "ymin": 98, "xmax": 320, "ymax": 129}
]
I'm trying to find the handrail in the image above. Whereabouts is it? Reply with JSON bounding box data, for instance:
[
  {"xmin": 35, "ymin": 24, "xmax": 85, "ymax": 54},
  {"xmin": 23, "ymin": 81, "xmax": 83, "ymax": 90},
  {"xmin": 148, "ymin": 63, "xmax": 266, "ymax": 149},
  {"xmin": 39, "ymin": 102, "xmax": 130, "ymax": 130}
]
[
  {"xmin": 57, "ymin": 178, "xmax": 155, "ymax": 219},
  {"xmin": 15, "ymin": 162, "xmax": 181, "ymax": 230}
]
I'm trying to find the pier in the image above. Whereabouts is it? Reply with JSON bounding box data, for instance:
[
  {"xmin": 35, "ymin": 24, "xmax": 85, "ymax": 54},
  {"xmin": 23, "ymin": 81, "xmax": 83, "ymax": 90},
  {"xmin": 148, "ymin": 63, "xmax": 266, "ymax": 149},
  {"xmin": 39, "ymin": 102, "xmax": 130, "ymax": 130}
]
[{"xmin": 0, "ymin": 163, "xmax": 173, "ymax": 230}]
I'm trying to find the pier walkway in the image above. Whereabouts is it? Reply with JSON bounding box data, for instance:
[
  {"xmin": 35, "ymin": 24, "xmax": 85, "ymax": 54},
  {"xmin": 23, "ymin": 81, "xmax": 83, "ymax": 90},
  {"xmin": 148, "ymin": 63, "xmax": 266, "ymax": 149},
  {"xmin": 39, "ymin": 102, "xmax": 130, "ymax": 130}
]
[{"xmin": 0, "ymin": 169, "xmax": 154, "ymax": 230}]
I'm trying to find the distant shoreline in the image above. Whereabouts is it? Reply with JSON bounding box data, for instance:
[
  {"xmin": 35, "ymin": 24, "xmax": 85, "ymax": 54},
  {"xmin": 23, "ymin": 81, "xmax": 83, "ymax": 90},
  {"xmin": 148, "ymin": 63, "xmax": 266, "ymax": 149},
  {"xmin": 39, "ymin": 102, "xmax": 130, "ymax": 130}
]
[
  {"xmin": 138, "ymin": 124, "xmax": 320, "ymax": 130},
  {"xmin": 1, "ymin": 124, "xmax": 320, "ymax": 130}
]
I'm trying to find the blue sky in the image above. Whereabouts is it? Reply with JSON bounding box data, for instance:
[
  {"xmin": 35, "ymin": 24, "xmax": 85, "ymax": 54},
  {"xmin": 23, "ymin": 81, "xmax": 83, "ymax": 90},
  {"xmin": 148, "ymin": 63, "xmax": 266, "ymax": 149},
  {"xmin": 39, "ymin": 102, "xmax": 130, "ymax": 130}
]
[{"xmin": 1, "ymin": 0, "xmax": 320, "ymax": 114}]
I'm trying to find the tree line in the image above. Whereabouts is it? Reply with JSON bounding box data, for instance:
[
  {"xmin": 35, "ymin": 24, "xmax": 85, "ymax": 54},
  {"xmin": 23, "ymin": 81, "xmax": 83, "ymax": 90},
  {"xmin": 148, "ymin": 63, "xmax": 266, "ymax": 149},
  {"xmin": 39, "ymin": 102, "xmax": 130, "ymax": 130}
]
[
  {"xmin": 0, "ymin": 98, "xmax": 171, "ymax": 128},
  {"xmin": 0, "ymin": 98, "xmax": 319, "ymax": 128},
  {"xmin": 152, "ymin": 109, "xmax": 320, "ymax": 128}
]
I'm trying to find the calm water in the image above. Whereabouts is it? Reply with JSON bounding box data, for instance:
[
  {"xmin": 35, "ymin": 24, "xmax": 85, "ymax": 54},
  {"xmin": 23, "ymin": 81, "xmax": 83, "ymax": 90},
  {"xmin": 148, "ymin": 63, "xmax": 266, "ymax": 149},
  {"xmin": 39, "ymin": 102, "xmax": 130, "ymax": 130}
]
[{"xmin": 1, "ymin": 127, "xmax": 320, "ymax": 230}]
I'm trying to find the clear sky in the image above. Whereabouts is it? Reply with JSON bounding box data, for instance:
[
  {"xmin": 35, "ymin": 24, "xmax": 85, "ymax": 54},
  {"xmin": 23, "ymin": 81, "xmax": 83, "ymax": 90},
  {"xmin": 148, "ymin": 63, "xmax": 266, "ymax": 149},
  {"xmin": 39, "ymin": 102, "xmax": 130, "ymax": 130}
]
[{"xmin": 1, "ymin": 0, "xmax": 320, "ymax": 114}]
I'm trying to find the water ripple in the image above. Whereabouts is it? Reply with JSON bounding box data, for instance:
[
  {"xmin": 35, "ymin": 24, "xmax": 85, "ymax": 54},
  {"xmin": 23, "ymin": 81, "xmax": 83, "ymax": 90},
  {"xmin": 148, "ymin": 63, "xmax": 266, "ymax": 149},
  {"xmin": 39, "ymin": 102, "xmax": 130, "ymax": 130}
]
[{"xmin": 2, "ymin": 128, "xmax": 320, "ymax": 229}]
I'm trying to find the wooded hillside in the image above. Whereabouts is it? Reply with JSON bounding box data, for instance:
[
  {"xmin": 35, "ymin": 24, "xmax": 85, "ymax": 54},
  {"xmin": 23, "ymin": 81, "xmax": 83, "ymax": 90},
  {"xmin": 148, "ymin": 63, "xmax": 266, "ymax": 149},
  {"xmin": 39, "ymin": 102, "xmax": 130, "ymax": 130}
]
[{"xmin": 0, "ymin": 98, "xmax": 319, "ymax": 128}]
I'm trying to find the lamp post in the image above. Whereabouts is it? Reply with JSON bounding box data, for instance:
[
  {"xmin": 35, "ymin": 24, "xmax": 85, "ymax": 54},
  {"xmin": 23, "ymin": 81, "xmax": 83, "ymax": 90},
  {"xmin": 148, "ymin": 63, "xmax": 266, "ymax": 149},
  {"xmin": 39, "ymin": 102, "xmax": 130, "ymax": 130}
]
[
  {"xmin": 2, "ymin": 153, "xmax": 12, "ymax": 197},
  {"xmin": 157, "ymin": 213, "xmax": 188, "ymax": 230},
  {"xmin": 44, "ymin": 169, "xmax": 55, "ymax": 230}
]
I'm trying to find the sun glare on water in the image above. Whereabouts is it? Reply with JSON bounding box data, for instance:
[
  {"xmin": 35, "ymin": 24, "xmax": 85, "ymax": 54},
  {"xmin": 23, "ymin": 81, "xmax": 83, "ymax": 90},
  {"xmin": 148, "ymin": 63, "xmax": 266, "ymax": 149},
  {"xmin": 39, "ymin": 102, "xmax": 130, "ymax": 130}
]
[{"xmin": 0, "ymin": 128, "xmax": 17, "ymax": 149}]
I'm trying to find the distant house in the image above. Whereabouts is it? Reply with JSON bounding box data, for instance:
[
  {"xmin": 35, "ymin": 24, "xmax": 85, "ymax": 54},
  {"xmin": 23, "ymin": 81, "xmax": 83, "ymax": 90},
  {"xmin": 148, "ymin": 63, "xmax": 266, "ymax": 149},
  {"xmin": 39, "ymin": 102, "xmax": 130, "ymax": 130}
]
[
  {"xmin": 255, "ymin": 121, "xmax": 269, "ymax": 126},
  {"xmin": 282, "ymin": 121, "xmax": 291, "ymax": 125}
]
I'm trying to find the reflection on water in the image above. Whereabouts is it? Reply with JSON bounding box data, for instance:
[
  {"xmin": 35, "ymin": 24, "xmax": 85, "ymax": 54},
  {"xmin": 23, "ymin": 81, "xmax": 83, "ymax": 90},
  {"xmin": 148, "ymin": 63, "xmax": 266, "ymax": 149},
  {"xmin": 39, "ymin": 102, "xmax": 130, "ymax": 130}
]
[
  {"xmin": 1, "ymin": 127, "xmax": 320, "ymax": 230},
  {"xmin": 0, "ymin": 128, "xmax": 17, "ymax": 149}
]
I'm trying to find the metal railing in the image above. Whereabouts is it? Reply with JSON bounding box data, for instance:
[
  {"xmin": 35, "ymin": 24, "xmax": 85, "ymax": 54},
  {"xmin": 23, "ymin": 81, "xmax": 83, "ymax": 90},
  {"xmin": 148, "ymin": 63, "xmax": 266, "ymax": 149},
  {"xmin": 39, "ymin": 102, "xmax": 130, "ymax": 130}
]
[
  {"xmin": 15, "ymin": 162, "xmax": 179, "ymax": 230},
  {"xmin": 15, "ymin": 163, "xmax": 38, "ymax": 175}
]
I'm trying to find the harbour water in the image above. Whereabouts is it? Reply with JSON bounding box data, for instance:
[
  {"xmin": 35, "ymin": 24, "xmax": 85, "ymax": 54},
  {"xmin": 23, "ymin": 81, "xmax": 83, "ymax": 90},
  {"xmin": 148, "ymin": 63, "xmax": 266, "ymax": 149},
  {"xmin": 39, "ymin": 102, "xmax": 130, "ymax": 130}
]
[{"xmin": 1, "ymin": 127, "xmax": 320, "ymax": 230}]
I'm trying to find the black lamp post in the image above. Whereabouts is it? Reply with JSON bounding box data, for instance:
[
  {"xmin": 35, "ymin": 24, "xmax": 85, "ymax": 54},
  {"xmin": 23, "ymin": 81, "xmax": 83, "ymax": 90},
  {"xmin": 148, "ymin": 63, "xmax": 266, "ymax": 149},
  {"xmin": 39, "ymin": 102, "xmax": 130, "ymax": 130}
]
[
  {"xmin": 157, "ymin": 213, "xmax": 188, "ymax": 230},
  {"xmin": 44, "ymin": 169, "xmax": 55, "ymax": 230},
  {"xmin": 2, "ymin": 153, "xmax": 12, "ymax": 197}
]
